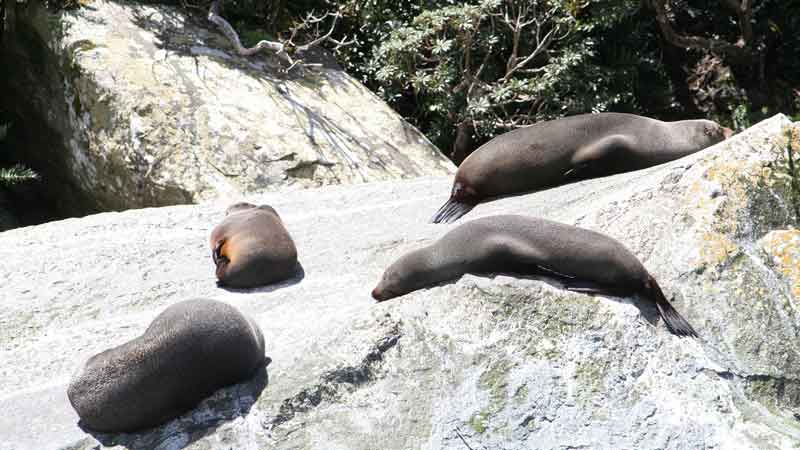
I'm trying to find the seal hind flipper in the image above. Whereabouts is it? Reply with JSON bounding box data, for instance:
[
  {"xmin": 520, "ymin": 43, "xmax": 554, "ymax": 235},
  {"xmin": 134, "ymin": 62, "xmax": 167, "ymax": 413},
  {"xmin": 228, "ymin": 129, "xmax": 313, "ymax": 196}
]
[
  {"xmin": 430, "ymin": 198, "xmax": 475, "ymax": 224},
  {"xmin": 564, "ymin": 276, "xmax": 698, "ymax": 338},
  {"xmin": 653, "ymin": 296, "xmax": 698, "ymax": 338},
  {"xmin": 646, "ymin": 276, "xmax": 698, "ymax": 338}
]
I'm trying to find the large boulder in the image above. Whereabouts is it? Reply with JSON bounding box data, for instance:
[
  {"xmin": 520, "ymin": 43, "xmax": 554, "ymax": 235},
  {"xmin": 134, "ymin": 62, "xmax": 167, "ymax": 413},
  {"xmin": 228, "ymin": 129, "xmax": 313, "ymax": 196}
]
[
  {"xmin": 0, "ymin": 115, "xmax": 798, "ymax": 449},
  {"xmin": 0, "ymin": 0, "xmax": 453, "ymax": 214}
]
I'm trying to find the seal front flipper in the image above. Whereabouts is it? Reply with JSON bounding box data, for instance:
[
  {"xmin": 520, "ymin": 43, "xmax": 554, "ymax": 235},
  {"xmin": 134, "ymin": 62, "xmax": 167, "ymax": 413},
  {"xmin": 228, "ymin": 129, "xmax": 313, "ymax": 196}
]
[
  {"xmin": 563, "ymin": 164, "xmax": 591, "ymax": 181},
  {"xmin": 430, "ymin": 198, "xmax": 476, "ymax": 224},
  {"xmin": 431, "ymin": 180, "xmax": 479, "ymax": 224},
  {"xmin": 561, "ymin": 279, "xmax": 631, "ymax": 297},
  {"xmin": 567, "ymin": 134, "xmax": 635, "ymax": 179}
]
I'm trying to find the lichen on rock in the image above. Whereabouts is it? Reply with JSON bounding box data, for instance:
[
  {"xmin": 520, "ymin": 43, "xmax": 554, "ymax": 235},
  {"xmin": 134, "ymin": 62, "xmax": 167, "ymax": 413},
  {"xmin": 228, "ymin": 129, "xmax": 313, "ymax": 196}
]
[{"xmin": 0, "ymin": 116, "xmax": 799, "ymax": 449}]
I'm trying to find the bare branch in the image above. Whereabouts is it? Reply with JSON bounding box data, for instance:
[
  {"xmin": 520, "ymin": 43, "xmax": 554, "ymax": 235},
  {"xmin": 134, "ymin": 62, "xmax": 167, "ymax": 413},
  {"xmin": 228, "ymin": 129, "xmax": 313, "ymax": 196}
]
[
  {"xmin": 296, "ymin": 12, "xmax": 340, "ymax": 51},
  {"xmin": 502, "ymin": 24, "xmax": 558, "ymax": 82},
  {"xmin": 208, "ymin": 1, "xmax": 352, "ymax": 72},
  {"xmin": 650, "ymin": 0, "xmax": 753, "ymax": 63},
  {"xmin": 208, "ymin": 0, "xmax": 289, "ymax": 60}
]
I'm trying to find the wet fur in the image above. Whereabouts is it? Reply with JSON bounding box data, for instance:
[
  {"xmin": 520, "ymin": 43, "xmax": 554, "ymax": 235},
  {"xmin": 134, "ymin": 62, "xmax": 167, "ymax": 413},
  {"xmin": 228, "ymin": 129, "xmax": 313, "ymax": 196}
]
[
  {"xmin": 210, "ymin": 203, "xmax": 298, "ymax": 288},
  {"xmin": 432, "ymin": 113, "xmax": 731, "ymax": 223},
  {"xmin": 374, "ymin": 215, "xmax": 697, "ymax": 337},
  {"xmin": 67, "ymin": 299, "xmax": 266, "ymax": 433}
]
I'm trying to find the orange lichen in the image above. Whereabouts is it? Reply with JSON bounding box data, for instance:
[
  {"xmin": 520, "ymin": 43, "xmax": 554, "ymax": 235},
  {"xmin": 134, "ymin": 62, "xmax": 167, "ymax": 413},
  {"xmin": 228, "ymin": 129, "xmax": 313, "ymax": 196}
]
[
  {"xmin": 760, "ymin": 230, "xmax": 800, "ymax": 300},
  {"xmin": 696, "ymin": 232, "xmax": 740, "ymax": 269}
]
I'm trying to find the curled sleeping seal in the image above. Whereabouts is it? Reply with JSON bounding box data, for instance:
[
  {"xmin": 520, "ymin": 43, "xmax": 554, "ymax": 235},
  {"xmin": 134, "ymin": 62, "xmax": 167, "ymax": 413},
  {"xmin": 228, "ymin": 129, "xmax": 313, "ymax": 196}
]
[
  {"xmin": 210, "ymin": 202, "xmax": 298, "ymax": 288},
  {"xmin": 432, "ymin": 112, "xmax": 733, "ymax": 223},
  {"xmin": 67, "ymin": 298, "xmax": 266, "ymax": 433},
  {"xmin": 372, "ymin": 215, "xmax": 697, "ymax": 337}
]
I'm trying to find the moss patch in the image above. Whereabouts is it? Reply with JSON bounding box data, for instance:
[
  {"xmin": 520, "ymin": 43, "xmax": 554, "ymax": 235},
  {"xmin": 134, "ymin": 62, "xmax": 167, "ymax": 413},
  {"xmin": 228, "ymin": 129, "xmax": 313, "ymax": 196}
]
[{"xmin": 468, "ymin": 358, "xmax": 514, "ymax": 434}]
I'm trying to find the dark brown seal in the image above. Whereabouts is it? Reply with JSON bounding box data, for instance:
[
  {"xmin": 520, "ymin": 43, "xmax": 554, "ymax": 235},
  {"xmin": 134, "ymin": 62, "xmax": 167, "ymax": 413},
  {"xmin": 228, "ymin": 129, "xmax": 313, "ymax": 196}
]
[
  {"xmin": 372, "ymin": 215, "xmax": 697, "ymax": 337},
  {"xmin": 67, "ymin": 298, "xmax": 266, "ymax": 433},
  {"xmin": 210, "ymin": 202, "xmax": 298, "ymax": 288},
  {"xmin": 432, "ymin": 113, "xmax": 733, "ymax": 223}
]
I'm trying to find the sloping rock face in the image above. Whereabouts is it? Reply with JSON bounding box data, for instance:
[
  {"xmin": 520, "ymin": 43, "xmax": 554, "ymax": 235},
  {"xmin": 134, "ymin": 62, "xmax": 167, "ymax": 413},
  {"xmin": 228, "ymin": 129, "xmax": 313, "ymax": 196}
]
[
  {"xmin": 0, "ymin": 0, "xmax": 453, "ymax": 213},
  {"xmin": 0, "ymin": 115, "xmax": 799, "ymax": 449}
]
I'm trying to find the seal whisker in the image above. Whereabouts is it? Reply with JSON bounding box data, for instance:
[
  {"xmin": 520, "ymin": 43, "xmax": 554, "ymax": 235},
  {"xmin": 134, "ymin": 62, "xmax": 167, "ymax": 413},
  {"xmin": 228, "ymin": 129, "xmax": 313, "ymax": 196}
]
[
  {"xmin": 431, "ymin": 199, "xmax": 459, "ymax": 223},
  {"xmin": 442, "ymin": 202, "xmax": 474, "ymax": 224}
]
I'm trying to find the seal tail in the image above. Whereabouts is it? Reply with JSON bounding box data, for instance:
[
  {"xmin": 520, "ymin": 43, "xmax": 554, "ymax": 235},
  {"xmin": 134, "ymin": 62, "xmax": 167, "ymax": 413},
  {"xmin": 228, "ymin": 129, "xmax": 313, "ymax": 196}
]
[
  {"xmin": 647, "ymin": 276, "xmax": 698, "ymax": 338},
  {"xmin": 430, "ymin": 198, "xmax": 475, "ymax": 224}
]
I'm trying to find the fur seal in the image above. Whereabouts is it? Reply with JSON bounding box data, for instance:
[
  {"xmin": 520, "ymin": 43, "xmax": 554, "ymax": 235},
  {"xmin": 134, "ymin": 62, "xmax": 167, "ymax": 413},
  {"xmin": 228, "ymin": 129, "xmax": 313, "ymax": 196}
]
[
  {"xmin": 432, "ymin": 113, "xmax": 733, "ymax": 223},
  {"xmin": 210, "ymin": 202, "xmax": 298, "ymax": 288},
  {"xmin": 67, "ymin": 298, "xmax": 266, "ymax": 433},
  {"xmin": 372, "ymin": 215, "xmax": 697, "ymax": 337}
]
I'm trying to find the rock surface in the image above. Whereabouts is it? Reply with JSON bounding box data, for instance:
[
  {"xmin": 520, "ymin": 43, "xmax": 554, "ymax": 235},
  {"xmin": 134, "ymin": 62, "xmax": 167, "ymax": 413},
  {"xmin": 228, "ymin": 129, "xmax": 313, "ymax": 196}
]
[
  {"xmin": 1, "ymin": 0, "xmax": 453, "ymax": 213},
  {"xmin": 1, "ymin": 115, "xmax": 799, "ymax": 449}
]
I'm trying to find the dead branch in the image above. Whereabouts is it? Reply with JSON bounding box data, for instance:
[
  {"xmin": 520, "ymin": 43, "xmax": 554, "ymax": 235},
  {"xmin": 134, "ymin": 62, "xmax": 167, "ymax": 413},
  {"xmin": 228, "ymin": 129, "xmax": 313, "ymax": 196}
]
[
  {"xmin": 207, "ymin": 0, "xmax": 353, "ymax": 72},
  {"xmin": 650, "ymin": 0, "xmax": 754, "ymax": 63},
  {"xmin": 497, "ymin": 4, "xmax": 566, "ymax": 82}
]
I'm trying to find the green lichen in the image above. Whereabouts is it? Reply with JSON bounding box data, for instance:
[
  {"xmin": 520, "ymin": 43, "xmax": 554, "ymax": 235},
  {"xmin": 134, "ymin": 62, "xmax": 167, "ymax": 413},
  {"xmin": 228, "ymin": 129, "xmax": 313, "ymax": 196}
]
[
  {"xmin": 574, "ymin": 358, "xmax": 610, "ymax": 396},
  {"xmin": 513, "ymin": 384, "xmax": 529, "ymax": 405},
  {"xmin": 479, "ymin": 358, "xmax": 511, "ymax": 406},
  {"xmin": 468, "ymin": 358, "xmax": 513, "ymax": 434},
  {"xmin": 776, "ymin": 125, "xmax": 800, "ymax": 222},
  {"xmin": 468, "ymin": 411, "xmax": 489, "ymax": 434}
]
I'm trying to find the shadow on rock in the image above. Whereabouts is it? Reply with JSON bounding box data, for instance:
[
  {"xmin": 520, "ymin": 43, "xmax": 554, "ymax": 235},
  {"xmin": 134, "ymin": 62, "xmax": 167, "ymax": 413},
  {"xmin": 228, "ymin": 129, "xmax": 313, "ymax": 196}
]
[
  {"xmin": 217, "ymin": 262, "xmax": 306, "ymax": 294},
  {"xmin": 83, "ymin": 361, "xmax": 270, "ymax": 450}
]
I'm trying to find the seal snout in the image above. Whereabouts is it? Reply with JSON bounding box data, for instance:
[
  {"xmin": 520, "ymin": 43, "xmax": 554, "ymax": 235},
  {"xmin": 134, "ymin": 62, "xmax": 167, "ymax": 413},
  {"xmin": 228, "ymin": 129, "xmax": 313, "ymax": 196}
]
[
  {"xmin": 722, "ymin": 126, "xmax": 734, "ymax": 139},
  {"xmin": 371, "ymin": 286, "xmax": 386, "ymax": 301}
]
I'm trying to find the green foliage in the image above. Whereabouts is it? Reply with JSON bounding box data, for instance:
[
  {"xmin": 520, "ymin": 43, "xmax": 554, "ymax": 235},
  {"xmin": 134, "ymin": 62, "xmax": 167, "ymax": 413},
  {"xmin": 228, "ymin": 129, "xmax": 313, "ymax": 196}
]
[
  {"xmin": 732, "ymin": 104, "xmax": 751, "ymax": 132},
  {"xmin": 0, "ymin": 164, "xmax": 37, "ymax": 185},
  {"xmin": 779, "ymin": 126, "xmax": 800, "ymax": 221},
  {"xmin": 354, "ymin": 0, "xmax": 676, "ymax": 153},
  {"xmin": 0, "ymin": 122, "xmax": 38, "ymax": 187}
]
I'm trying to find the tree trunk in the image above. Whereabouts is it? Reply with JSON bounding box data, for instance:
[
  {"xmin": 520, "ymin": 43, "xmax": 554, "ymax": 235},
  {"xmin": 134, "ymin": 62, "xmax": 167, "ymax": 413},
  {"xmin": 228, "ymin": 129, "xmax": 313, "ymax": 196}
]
[
  {"xmin": 451, "ymin": 122, "xmax": 473, "ymax": 165},
  {"xmin": 656, "ymin": 33, "xmax": 702, "ymax": 118}
]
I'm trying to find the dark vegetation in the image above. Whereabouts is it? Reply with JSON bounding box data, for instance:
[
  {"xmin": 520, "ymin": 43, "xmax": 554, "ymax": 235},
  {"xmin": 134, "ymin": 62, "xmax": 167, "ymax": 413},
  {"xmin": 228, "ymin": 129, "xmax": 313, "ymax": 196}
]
[
  {"xmin": 144, "ymin": 0, "xmax": 800, "ymax": 161},
  {"xmin": 2, "ymin": 0, "xmax": 798, "ymax": 160}
]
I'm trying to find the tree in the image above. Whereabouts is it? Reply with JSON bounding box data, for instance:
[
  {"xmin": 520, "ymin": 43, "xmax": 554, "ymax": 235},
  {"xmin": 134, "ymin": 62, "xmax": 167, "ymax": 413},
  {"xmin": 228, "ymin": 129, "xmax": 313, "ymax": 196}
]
[
  {"xmin": 367, "ymin": 0, "xmax": 672, "ymax": 162},
  {"xmin": 0, "ymin": 122, "xmax": 38, "ymax": 187},
  {"xmin": 648, "ymin": 0, "xmax": 800, "ymax": 125},
  {"xmin": 208, "ymin": 0, "xmax": 353, "ymax": 72}
]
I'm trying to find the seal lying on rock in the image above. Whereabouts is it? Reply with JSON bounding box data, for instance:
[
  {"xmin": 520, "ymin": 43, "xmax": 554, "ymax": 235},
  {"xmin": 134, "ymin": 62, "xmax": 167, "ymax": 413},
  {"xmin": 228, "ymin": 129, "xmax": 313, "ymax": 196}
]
[
  {"xmin": 373, "ymin": 215, "xmax": 697, "ymax": 337},
  {"xmin": 67, "ymin": 298, "xmax": 266, "ymax": 433},
  {"xmin": 210, "ymin": 202, "xmax": 299, "ymax": 288},
  {"xmin": 432, "ymin": 112, "xmax": 733, "ymax": 223}
]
